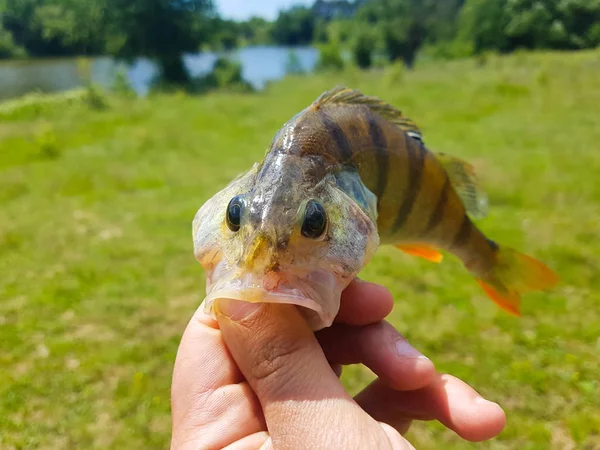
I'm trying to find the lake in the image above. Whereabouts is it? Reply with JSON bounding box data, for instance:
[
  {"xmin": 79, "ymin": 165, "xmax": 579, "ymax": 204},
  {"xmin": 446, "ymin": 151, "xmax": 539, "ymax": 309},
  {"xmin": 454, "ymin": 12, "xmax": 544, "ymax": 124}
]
[{"xmin": 0, "ymin": 46, "xmax": 318, "ymax": 102}]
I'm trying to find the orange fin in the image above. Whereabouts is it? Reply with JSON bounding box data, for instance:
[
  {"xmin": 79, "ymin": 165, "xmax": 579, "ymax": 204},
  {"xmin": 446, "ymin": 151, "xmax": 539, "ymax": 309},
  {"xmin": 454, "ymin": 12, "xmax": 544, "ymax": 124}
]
[
  {"xmin": 396, "ymin": 244, "xmax": 443, "ymax": 263},
  {"xmin": 476, "ymin": 279, "xmax": 521, "ymax": 316},
  {"xmin": 475, "ymin": 245, "xmax": 559, "ymax": 315}
]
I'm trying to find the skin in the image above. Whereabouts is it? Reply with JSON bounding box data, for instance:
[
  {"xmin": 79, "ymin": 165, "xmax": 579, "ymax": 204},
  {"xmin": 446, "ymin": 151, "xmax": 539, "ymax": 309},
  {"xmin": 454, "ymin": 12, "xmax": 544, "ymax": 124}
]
[{"xmin": 171, "ymin": 280, "xmax": 506, "ymax": 449}]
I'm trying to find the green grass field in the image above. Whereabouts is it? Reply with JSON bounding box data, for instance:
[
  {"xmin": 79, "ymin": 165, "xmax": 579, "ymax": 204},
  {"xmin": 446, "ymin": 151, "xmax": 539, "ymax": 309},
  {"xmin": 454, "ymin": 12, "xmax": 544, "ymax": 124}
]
[{"xmin": 1, "ymin": 51, "xmax": 599, "ymax": 449}]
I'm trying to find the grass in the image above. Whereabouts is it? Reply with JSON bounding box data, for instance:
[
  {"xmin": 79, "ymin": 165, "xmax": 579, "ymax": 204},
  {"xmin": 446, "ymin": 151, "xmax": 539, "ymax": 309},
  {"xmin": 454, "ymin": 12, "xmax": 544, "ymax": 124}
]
[{"xmin": 1, "ymin": 50, "xmax": 599, "ymax": 449}]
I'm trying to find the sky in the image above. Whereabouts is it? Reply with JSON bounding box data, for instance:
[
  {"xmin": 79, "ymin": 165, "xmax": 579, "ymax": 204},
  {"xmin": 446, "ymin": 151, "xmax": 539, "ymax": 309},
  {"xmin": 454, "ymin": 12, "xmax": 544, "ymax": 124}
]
[{"xmin": 216, "ymin": 0, "xmax": 314, "ymax": 21}]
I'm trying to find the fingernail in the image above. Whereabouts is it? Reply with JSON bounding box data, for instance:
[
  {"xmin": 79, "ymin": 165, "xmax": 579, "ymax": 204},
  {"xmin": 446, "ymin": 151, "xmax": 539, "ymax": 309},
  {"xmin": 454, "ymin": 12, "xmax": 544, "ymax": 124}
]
[
  {"xmin": 474, "ymin": 396, "xmax": 502, "ymax": 409},
  {"xmin": 216, "ymin": 298, "xmax": 260, "ymax": 321},
  {"xmin": 396, "ymin": 339, "xmax": 430, "ymax": 360}
]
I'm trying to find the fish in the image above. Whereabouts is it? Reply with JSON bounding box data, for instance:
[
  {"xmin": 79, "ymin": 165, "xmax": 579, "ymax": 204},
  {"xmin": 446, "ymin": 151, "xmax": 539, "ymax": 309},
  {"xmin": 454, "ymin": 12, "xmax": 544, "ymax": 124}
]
[{"xmin": 192, "ymin": 86, "xmax": 559, "ymax": 330}]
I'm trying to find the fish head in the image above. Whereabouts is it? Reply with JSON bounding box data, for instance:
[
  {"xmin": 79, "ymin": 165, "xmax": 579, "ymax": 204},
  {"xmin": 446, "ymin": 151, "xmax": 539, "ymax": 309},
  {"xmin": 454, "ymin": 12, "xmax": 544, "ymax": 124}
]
[{"xmin": 193, "ymin": 157, "xmax": 380, "ymax": 330}]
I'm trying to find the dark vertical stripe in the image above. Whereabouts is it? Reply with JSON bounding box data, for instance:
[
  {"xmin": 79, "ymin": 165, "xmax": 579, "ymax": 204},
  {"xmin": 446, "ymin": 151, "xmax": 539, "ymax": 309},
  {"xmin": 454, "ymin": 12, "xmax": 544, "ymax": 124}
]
[
  {"xmin": 426, "ymin": 173, "xmax": 450, "ymax": 233},
  {"xmin": 321, "ymin": 111, "xmax": 353, "ymax": 163},
  {"xmin": 367, "ymin": 116, "xmax": 388, "ymax": 199},
  {"xmin": 451, "ymin": 214, "xmax": 473, "ymax": 250},
  {"xmin": 392, "ymin": 137, "xmax": 426, "ymax": 231}
]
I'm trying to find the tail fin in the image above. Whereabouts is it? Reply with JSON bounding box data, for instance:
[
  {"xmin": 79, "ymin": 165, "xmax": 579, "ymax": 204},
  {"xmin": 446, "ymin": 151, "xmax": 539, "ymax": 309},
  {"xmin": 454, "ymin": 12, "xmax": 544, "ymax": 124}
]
[{"xmin": 476, "ymin": 246, "xmax": 559, "ymax": 315}]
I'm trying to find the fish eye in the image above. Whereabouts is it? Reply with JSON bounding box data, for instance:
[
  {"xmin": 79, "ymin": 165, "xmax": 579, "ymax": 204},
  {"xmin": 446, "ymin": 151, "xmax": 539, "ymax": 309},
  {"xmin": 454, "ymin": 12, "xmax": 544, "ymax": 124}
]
[
  {"xmin": 301, "ymin": 200, "xmax": 327, "ymax": 239},
  {"xmin": 226, "ymin": 195, "xmax": 244, "ymax": 232}
]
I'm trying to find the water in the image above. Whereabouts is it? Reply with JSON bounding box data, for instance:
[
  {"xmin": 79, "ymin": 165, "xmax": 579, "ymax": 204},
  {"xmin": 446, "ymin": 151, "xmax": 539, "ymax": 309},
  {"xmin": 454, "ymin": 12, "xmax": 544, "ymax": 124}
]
[{"xmin": 0, "ymin": 46, "xmax": 318, "ymax": 101}]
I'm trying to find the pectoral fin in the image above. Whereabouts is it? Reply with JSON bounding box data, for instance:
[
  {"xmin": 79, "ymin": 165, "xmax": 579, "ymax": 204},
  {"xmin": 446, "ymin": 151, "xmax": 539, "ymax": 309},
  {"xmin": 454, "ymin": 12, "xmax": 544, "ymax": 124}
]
[{"xmin": 396, "ymin": 244, "xmax": 443, "ymax": 263}]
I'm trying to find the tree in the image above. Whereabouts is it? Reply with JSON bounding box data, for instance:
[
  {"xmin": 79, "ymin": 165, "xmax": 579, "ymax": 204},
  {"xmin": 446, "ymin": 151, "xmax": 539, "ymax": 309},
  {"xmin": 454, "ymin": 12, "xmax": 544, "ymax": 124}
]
[
  {"xmin": 2, "ymin": 0, "xmax": 108, "ymax": 56},
  {"xmin": 459, "ymin": 0, "xmax": 600, "ymax": 53},
  {"xmin": 356, "ymin": 0, "xmax": 429, "ymax": 67},
  {"xmin": 106, "ymin": 0, "xmax": 215, "ymax": 84},
  {"xmin": 271, "ymin": 6, "xmax": 316, "ymax": 46},
  {"xmin": 208, "ymin": 18, "xmax": 240, "ymax": 50},
  {"xmin": 0, "ymin": 23, "xmax": 25, "ymax": 58},
  {"xmin": 458, "ymin": 0, "xmax": 510, "ymax": 53},
  {"xmin": 239, "ymin": 17, "xmax": 272, "ymax": 45},
  {"xmin": 353, "ymin": 30, "xmax": 374, "ymax": 69}
]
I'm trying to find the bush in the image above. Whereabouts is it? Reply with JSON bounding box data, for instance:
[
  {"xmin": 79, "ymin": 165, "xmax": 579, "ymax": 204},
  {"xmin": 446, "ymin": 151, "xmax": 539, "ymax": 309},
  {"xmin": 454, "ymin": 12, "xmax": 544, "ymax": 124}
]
[
  {"xmin": 316, "ymin": 42, "xmax": 345, "ymax": 72},
  {"xmin": 112, "ymin": 69, "xmax": 136, "ymax": 98},
  {"xmin": 192, "ymin": 57, "xmax": 254, "ymax": 93},
  {"xmin": 285, "ymin": 50, "xmax": 305, "ymax": 75},
  {"xmin": 589, "ymin": 23, "xmax": 600, "ymax": 47},
  {"xmin": 353, "ymin": 32, "xmax": 375, "ymax": 69},
  {"xmin": 0, "ymin": 89, "xmax": 88, "ymax": 121},
  {"xmin": 0, "ymin": 26, "xmax": 26, "ymax": 59},
  {"xmin": 421, "ymin": 40, "xmax": 475, "ymax": 61},
  {"xmin": 384, "ymin": 61, "xmax": 406, "ymax": 88},
  {"xmin": 33, "ymin": 122, "xmax": 60, "ymax": 159},
  {"xmin": 85, "ymin": 84, "xmax": 109, "ymax": 110}
]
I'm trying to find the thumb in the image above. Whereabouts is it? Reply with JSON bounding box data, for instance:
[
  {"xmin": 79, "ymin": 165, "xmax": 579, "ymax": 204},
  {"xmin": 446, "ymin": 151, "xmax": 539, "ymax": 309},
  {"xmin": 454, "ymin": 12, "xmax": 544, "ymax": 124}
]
[{"xmin": 215, "ymin": 299, "xmax": 388, "ymax": 448}]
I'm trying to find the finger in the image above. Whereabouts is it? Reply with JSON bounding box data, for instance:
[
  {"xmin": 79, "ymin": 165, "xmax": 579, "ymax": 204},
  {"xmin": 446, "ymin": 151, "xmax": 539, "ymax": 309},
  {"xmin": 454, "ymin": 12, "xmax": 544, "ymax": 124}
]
[
  {"xmin": 171, "ymin": 307, "xmax": 243, "ymax": 426},
  {"xmin": 222, "ymin": 432, "xmax": 270, "ymax": 450},
  {"xmin": 355, "ymin": 375, "xmax": 507, "ymax": 442},
  {"xmin": 336, "ymin": 279, "xmax": 394, "ymax": 325},
  {"xmin": 216, "ymin": 299, "xmax": 387, "ymax": 448},
  {"xmin": 317, "ymin": 321, "xmax": 435, "ymax": 391},
  {"xmin": 171, "ymin": 381, "xmax": 266, "ymax": 449},
  {"xmin": 171, "ymin": 307, "xmax": 265, "ymax": 449},
  {"xmin": 379, "ymin": 423, "xmax": 416, "ymax": 450}
]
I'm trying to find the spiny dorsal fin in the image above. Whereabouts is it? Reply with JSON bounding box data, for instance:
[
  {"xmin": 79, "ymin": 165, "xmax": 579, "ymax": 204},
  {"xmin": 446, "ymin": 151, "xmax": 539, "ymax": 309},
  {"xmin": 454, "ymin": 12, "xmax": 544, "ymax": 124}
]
[
  {"xmin": 436, "ymin": 152, "xmax": 489, "ymax": 220},
  {"xmin": 313, "ymin": 86, "xmax": 422, "ymax": 137}
]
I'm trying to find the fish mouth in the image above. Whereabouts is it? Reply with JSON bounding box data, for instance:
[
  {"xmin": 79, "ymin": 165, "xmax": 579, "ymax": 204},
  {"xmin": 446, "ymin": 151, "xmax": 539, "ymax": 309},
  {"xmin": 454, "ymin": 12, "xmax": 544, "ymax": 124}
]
[{"xmin": 201, "ymin": 263, "xmax": 345, "ymax": 330}]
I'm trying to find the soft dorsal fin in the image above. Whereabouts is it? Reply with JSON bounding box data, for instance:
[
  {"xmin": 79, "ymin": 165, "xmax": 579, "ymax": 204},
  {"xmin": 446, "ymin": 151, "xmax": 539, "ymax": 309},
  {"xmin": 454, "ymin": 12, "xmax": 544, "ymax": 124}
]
[
  {"xmin": 436, "ymin": 152, "xmax": 489, "ymax": 220},
  {"xmin": 313, "ymin": 86, "xmax": 422, "ymax": 137}
]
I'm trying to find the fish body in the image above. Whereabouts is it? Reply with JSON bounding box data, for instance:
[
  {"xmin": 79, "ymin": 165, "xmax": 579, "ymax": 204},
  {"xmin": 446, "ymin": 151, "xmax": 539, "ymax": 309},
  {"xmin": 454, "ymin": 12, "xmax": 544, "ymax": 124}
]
[{"xmin": 193, "ymin": 87, "xmax": 558, "ymax": 330}]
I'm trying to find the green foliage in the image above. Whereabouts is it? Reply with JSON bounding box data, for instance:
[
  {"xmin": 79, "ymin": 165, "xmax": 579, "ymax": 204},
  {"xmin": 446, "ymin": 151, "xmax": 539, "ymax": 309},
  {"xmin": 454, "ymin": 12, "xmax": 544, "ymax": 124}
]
[
  {"xmin": 420, "ymin": 40, "xmax": 475, "ymax": 61},
  {"xmin": 285, "ymin": 50, "xmax": 305, "ymax": 75},
  {"xmin": 33, "ymin": 121, "xmax": 60, "ymax": 159},
  {"xmin": 0, "ymin": 0, "xmax": 215, "ymax": 85},
  {"xmin": 238, "ymin": 17, "xmax": 273, "ymax": 46},
  {"xmin": 460, "ymin": 0, "xmax": 600, "ymax": 53},
  {"xmin": 0, "ymin": 88, "xmax": 88, "ymax": 120},
  {"xmin": 383, "ymin": 60, "xmax": 406, "ymax": 87},
  {"xmin": 0, "ymin": 23, "xmax": 25, "ymax": 58},
  {"xmin": 325, "ymin": 18, "xmax": 354, "ymax": 45},
  {"xmin": 106, "ymin": 0, "xmax": 214, "ymax": 84},
  {"xmin": 313, "ymin": 18, "xmax": 329, "ymax": 44},
  {"xmin": 355, "ymin": 0, "xmax": 445, "ymax": 67},
  {"xmin": 2, "ymin": 0, "xmax": 109, "ymax": 56},
  {"xmin": 315, "ymin": 42, "xmax": 345, "ymax": 72},
  {"xmin": 191, "ymin": 57, "xmax": 254, "ymax": 93},
  {"xmin": 0, "ymin": 0, "xmax": 598, "ymax": 73},
  {"xmin": 353, "ymin": 31, "xmax": 375, "ymax": 69},
  {"xmin": 112, "ymin": 68, "xmax": 136, "ymax": 98},
  {"xmin": 84, "ymin": 84, "xmax": 109, "ymax": 110},
  {"xmin": 207, "ymin": 17, "xmax": 241, "ymax": 50},
  {"xmin": 271, "ymin": 6, "xmax": 316, "ymax": 46},
  {"xmin": 330, "ymin": 0, "xmax": 600, "ymax": 63},
  {"xmin": 1, "ymin": 51, "xmax": 600, "ymax": 449}
]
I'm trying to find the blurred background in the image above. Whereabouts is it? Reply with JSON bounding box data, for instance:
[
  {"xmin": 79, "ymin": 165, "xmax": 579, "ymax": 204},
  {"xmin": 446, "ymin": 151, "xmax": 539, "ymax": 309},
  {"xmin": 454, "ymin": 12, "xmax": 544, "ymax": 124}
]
[{"xmin": 1, "ymin": 1, "xmax": 599, "ymax": 449}]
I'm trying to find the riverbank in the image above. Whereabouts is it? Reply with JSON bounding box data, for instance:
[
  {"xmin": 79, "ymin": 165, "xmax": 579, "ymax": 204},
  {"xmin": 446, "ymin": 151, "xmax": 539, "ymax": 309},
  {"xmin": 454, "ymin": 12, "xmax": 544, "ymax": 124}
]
[
  {"xmin": 0, "ymin": 46, "xmax": 319, "ymax": 101},
  {"xmin": 1, "ymin": 51, "xmax": 599, "ymax": 449}
]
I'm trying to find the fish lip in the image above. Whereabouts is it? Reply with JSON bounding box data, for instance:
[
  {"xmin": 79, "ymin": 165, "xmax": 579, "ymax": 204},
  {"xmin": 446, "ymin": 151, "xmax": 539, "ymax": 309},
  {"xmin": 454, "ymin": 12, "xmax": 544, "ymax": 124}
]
[
  {"xmin": 203, "ymin": 288, "xmax": 325, "ymax": 317},
  {"xmin": 201, "ymin": 268, "xmax": 341, "ymax": 330}
]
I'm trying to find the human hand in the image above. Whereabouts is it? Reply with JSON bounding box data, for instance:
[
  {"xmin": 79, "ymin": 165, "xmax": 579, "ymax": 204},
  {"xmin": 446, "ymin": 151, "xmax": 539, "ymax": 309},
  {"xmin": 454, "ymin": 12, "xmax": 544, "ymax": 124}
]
[{"xmin": 171, "ymin": 280, "xmax": 506, "ymax": 449}]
